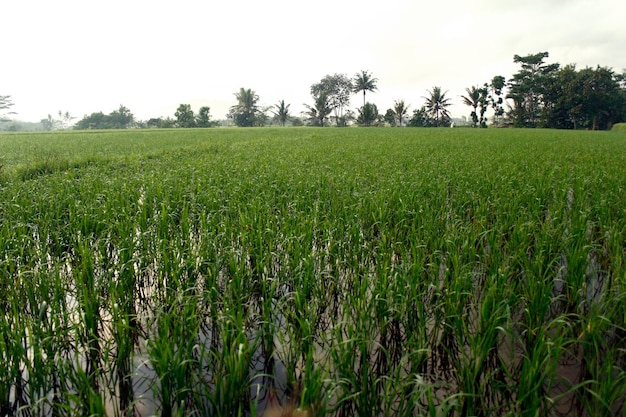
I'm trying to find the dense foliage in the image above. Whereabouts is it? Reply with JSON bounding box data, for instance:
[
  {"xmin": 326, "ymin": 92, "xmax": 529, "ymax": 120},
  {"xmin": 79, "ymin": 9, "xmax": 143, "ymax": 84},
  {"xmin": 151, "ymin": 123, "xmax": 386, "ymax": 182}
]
[
  {"xmin": 0, "ymin": 128, "xmax": 625, "ymax": 416},
  {"xmin": 74, "ymin": 105, "xmax": 136, "ymax": 129},
  {"xmin": 504, "ymin": 52, "xmax": 626, "ymax": 129}
]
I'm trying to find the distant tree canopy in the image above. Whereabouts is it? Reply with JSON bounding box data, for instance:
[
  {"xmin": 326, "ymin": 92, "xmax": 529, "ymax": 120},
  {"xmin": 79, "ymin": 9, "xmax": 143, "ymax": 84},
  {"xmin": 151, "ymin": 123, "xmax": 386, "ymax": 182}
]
[
  {"xmin": 7, "ymin": 53, "xmax": 626, "ymax": 131},
  {"xmin": 41, "ymin": 111, "xmax": 75, "ymax": 131},
  {"xmin": 393, "ymin": 100, "xmax": 410, "ymax": 127},
  {"xmin": 500, "ymin": 52, "xmax": 625, "ymax": 129},
  {"xmin": 175, "ymin": 104, "xmax": 196, "ymax": 128},
  {"xmin": 541, "ymin": 65, "xmax": 625, "ymax": 130},
  {"xmin": 356, "ymin": 102, "xmax": 380, "ymax": 126},
  {"xmin": 303, "ymin": 93, "xmax": 333, "ymax": 127},
  {"xmin": 311, "ymin": 74, "xmax": 353, "ymax": 127},
  {"xmin": 507, "ymin": 52, "xmax": 560, "ymax": 127},
  {"xmin": 408, "ymin": 106, "xmax": 434, "ymax": 127},
  {"xmin": 196, "ymin": 106, "xmax": 217, "ymax": 128},
  {"xmin": 75, "ymin": 105, "xmax": 135, "ymax": 129},
  {"xmin": 228, "ymin": 88, "xmax": 263, "ymax": 127},
  {"xmin": 272, "ymin": 100, "xmax": 291, "ymax": 126},
  {"xmin": 423, "ymin": 87, "xmax": 452, "ymax": 127}
]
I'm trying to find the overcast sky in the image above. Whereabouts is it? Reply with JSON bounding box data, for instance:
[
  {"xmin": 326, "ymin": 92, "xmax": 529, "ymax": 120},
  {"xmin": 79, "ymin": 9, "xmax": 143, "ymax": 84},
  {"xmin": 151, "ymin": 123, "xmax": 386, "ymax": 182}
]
[{"xmin": 2, "ymin": 0, "xmax": 625, "ymax": 123}]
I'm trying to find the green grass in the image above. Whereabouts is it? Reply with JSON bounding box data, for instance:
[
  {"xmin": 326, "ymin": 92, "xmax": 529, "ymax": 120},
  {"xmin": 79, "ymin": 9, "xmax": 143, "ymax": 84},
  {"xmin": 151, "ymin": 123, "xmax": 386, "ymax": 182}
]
[
  {"xmin": 612, "ymin": 122, "xmax": 626, "ymax": 132},
  {"xmin": 0, "ymin": 127, "xmax": 625, "ymax": 416}
]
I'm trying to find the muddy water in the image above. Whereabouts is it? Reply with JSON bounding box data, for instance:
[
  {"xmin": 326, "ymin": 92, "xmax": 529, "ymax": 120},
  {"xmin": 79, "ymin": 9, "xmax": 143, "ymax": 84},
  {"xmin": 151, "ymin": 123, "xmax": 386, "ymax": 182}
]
[{"xmin": 4, "ymin": 243, "xmax": 621, "ymax": 416}]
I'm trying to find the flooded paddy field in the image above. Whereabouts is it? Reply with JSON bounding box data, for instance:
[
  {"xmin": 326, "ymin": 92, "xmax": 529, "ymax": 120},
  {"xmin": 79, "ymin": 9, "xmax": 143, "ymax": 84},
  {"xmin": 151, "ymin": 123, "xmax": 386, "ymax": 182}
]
[{"xmin": 1, "ymin": 128, "xmax": 625, "ymax": 416}]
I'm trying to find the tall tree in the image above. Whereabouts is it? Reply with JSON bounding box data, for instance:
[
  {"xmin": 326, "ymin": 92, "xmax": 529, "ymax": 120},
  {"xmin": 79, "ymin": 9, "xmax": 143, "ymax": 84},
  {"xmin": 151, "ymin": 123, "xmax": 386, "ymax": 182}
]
[
  {"xmin": 393, "ymin": 99, "xmax": 409, "ymax": 127},
  {"xmin": 489, "ymin": 76, "xmax": 506, "ymax": 126},
  {"xmin": 311, "ymin": 74, "xmax": 352, "ymax": 127},
  {"xmin": 424, "ymin": 87, "xmax": 452, "ymax": 127},
  {"xmin": 461, "ymin": 87, "xmax": 481, "ymax": 127},
  {"xmin": 537, "ymin": 65, "xmax": 624, "ymax": 130},
  {"xmin": 228, "ymin": 88, "xmax": 261, "ymax": 127},
  {"xmin": 477, "ymin": 86, "xmax": 489, "ymax": 127},
  {"xmin": 507, "ymin": 52, "xmax": 559, "ymax": 127},
  {"xmin": 272, "ymin": 100, "xmax": 291, "ymax": 126},
  {"xmin": 353, "ymin": 70, "xmax": 378, "ymax": 107},
  {"xmin": 578, "ymin": 66, "xmax": 625, "ymax": 130},
  {"xmin": 109, "ymin": 105, "xmax": 135, "ymax": 129},
  {"xmin": 541, "ymin": 64, "xmax": 581, "ymax": 129},
  {"xmin": 175, "ymin": 104, "xmax": 196, "ymax": 128},
  {"xmin": 195, "ymin": 106, "xmax": 217, "ymax": 127}
]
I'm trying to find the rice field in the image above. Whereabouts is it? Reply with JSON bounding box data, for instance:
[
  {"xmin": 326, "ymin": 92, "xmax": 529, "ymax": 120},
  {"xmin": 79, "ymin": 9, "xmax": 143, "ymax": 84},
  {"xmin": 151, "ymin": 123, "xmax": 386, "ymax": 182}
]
[{"xmin": 0, "ymin": 127, "xmax": 625, "ymax": 416}]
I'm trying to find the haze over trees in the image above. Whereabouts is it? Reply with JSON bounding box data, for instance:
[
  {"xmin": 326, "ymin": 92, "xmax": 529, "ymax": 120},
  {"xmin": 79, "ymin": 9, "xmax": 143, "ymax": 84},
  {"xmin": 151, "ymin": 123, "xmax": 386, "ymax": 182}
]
[
  {"xmin": 3, "ymin": 50, "xmax": 625, "ymax": 131},
  {"xmin": 41, "ymin": 111, "xmax": 75, "ymax": 131}
]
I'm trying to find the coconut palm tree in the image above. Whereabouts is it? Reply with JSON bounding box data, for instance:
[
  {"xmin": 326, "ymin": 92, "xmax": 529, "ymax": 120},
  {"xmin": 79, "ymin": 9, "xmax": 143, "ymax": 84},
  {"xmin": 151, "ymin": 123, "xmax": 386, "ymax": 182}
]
[
  {"xmin": 424, "ymin": 86, "xmax": 452, "ymax": 127},
  {"xmin": 393, "ymin": 100, "xmax": 409, "ymax": 127},
  {"xmin": 303, "ymin": 93, "xmax": 333, "ymax": 127},
  {"xmin": 461, "ymin": 86, "xmax": 481, "ymax": 127},
  {"xmin": 228, "ymin": 88, "xmax": 260, "ymax": 127},
  {"xmin": 353, "ymin": 70, "xmax": 378, "ymax": 107},
  {"xmin": 273, "ymin": 100, "xmax": 291, "ymax": 126}
]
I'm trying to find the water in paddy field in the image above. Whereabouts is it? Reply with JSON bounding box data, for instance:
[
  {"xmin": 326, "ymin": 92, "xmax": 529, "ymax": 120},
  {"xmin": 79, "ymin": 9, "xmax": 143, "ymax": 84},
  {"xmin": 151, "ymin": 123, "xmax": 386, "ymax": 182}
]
[
  {"xmin": 3, "ymin": 225, "xmax": 623, "ymax": 416},
  {"xmin": 4, "ymin": 276, "xmax": 291, "ymax": 416}
]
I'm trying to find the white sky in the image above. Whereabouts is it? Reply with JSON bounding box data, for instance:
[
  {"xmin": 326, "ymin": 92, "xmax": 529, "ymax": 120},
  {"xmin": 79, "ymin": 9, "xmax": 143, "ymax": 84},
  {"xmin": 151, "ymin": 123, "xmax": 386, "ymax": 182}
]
[{"xmin": 2, "ymin": 0, "xmax": 625, "ymax": 123}]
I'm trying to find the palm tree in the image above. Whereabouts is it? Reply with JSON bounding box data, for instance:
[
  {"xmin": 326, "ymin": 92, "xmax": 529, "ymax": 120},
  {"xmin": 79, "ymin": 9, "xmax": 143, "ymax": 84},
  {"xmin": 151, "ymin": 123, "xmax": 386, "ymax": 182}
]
[
  {"xmin": 353, "ymin": 70, "xmax": 378, "ymax": 107},
  {"xmin": 303, "ymin": 93, "xmax": 333, "ymax": 127},
  {"xmin": 229, "ymin": 88, "xmax": 260, "ymax": 127},
  {"xmin": 393, "ymin": 100, "xmax": 409, "ymax": 127},
  {"xmin": 461, "ymin": 86, "xmax": 481, "ymax": 127},
  {"xmin": 273, "ymin": 100, "xmax": 291, "ymax": 126},
  {"xmin": 424, "ymin": 86, "xmax": 452, "ymax": 127}
]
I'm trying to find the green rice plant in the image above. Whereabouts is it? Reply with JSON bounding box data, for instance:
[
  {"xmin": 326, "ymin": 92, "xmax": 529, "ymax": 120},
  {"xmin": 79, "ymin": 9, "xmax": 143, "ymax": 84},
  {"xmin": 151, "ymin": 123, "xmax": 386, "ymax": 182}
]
[
  {"xmin": 0, "ymin": 301, "xmax": 27, "ymax": 415},
  {"xmin": 108, "ymin": 248, "xmax": 139, "ymax": 417},
  {"xmin": 207, "ymin": 306, "xmax": 254, "ymax": 416},
  {"xmin": 146, "ymin": 289, "xmax": 203, "ymax": 417},
  {"xmin": 1, "ymin": 127, "xmax": 625, "ymax": 416}
]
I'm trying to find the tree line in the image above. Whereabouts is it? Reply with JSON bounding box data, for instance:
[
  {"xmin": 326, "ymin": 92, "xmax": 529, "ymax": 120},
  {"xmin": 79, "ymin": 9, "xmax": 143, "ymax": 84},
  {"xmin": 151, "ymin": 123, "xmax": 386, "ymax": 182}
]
[{"xmin": 2, "ymin": 52, "xmax": 625, "ymax": 131}]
